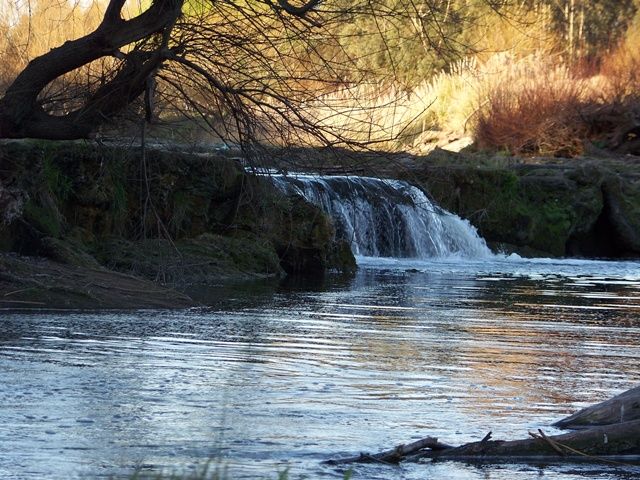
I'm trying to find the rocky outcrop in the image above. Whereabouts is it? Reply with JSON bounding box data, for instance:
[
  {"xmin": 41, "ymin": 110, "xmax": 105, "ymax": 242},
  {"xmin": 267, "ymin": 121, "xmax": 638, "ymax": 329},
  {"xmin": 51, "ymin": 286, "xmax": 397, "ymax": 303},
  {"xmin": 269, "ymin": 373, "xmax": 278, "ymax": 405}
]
[
  {"xmin": 268, "ymin": 194, "xmax": 356, "ymax": 274},
  {"xmin": 402, "ymin": 149, "xmax": 640, "ymax": 258},
  {"xmin": 0, "ymin": 140, "xmax": 356, "ymax": 308},
  {"xmin": 601, "ymin": 176, "xmax": 640, "ymax": 256},
  {"xmin": 261, "ymin": 146, "xmax": 640, "ymax": 258}
]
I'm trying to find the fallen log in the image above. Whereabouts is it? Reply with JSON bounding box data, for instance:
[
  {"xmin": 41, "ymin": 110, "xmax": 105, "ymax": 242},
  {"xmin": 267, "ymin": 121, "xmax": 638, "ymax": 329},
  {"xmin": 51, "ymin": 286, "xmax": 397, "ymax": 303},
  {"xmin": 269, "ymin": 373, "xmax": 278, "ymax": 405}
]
[
  {"xmin": 322, "ymin": 436, "xmax": 453, "ymax": 465},
  {"xmin": 326, "ymin": 422, "xmax": 640, "ymax": 466},
  {"xmin": 554, "ymin": 386, "xmax": 640, "ymax": 429},
  {"xmin": 325, "ymin": 387, "xmax": 640, "ymax": 466},
  {"xmin": 423, "ymin": 420, "xmax": 640, "ymax": 461}
]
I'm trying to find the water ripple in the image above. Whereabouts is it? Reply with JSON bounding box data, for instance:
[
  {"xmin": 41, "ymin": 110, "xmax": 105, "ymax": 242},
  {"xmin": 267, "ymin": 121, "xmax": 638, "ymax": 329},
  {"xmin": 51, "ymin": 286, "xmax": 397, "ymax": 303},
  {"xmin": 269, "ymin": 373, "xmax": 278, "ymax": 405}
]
[{"xmin": 1, "ymin": 259, "xmax": 640, "ymax": 479}]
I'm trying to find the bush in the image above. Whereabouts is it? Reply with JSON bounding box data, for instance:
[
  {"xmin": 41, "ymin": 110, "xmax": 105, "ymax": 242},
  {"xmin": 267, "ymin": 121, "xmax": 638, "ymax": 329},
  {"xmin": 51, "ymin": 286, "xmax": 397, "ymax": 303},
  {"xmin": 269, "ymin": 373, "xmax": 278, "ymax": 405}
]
[
  {"xmin": 473, "ymin": 51, "xmax": 640, "ymax": 157},
  {"xmin": 473, "ymin": 56, "xmax": 590, "ymax": 156}
]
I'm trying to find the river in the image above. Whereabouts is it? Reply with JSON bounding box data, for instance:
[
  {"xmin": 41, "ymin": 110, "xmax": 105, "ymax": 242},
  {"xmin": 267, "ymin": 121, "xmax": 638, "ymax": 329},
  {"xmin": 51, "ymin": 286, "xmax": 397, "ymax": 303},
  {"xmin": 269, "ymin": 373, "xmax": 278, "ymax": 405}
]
[{"xmin": 1, "ymin": 255, "xmax": 639, "ymax": 479}]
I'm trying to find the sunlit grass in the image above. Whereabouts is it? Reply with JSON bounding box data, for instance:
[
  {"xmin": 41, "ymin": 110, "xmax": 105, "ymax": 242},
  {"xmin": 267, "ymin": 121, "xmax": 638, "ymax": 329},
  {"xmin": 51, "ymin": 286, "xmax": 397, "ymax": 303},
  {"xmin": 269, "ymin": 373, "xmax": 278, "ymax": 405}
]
[
  {"xmin": 303, "ymin": 46, "xmax": 640, "ymax": 156},
  {"xmin": 302, "ymin": 56, "xmax": 483, "ymax": 152}
]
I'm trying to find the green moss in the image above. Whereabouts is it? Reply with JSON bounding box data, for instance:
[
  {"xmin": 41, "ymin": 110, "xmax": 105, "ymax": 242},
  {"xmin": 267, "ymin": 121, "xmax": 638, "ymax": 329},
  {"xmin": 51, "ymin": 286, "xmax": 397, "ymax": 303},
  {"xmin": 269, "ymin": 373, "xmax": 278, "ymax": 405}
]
[
  {"xmin": 416, "ymin": 157, "xmax": 607, "ymax": 257},
  {"xmin": 110, "ymin": 180, "xmax": 129, "ymax": 224},
  {"xmin": 525, "ymin": 201, "xmax": 574, "ymax": 255},
  {"xmin": 2, "ymin": 140, "xmax": 356, "ymax": 275}
]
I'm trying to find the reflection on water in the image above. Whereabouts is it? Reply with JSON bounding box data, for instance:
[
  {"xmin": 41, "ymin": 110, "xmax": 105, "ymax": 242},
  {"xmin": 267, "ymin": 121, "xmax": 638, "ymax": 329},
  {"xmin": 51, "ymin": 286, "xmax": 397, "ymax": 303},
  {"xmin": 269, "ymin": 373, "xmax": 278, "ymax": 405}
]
[{"xmin": 1, "ymin": 257, "xmax": 640, "ymax": 479}]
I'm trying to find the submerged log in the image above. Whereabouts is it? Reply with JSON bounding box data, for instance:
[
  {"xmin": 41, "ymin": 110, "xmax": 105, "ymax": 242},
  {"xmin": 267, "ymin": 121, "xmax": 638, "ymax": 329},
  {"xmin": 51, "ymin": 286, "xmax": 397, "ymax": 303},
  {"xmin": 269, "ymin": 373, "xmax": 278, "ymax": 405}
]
[
  {"xmin": 554, "ymin": 386, "xmax": 640, "ymax": 429},
  {"xmin": 424, "ymin": 420, "xmax": 640, "ymax": 461},
  {"xmin": 323, "ymin": 436, "xmax": 453, "ymax": 465},
  {"xmin": 326, "ymin": 387, "xmax": 640, "ymax": 466}
]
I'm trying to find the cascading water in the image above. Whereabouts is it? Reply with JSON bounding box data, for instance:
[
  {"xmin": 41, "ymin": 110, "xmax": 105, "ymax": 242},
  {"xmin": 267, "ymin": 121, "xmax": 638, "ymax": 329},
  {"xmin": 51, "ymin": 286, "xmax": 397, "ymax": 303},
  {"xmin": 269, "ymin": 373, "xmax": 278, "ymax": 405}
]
[{"xmin": 271, "ymin": 174, "xmax": 492, "ymax": 259}]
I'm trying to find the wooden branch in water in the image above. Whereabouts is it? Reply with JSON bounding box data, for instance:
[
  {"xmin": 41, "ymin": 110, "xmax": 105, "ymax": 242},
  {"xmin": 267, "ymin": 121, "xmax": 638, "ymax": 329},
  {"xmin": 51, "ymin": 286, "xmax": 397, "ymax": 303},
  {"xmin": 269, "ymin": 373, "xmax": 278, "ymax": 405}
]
[
  {"xmin": 428, "ymin": 420, "xmax": 640, "ymax": 461},
  {"xmin": 322, "ymin": 436, "xmax": 453, "ymax": 465},
  {"xmin": 327, "ymin": 421, "xmax": 640, "ymax": 466},
  {"xmin": 554, "ymin": 386, "xmax": 640, "ymax": 429},
  {"xmin": 325, "ymin": 387, "xmax": 640, "ymax": 467}
]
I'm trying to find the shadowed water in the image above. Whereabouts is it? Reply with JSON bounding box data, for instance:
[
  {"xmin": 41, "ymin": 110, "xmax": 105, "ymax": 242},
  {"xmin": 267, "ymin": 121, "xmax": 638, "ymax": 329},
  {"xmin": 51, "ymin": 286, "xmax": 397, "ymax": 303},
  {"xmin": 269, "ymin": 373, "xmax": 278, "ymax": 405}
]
[{"xmin": 1, "ymin": 257, "xmax": 640, "ymax": 479}]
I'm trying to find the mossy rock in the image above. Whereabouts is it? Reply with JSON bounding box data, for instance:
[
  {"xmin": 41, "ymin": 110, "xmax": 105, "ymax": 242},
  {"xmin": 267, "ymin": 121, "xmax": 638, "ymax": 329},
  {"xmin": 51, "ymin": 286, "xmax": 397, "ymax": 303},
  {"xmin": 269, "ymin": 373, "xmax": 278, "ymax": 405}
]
[
  {"xmin": 602, "ymin": 176, "xmax": 640, "ymax": 256},
  {"xmin": 1, "ymin": 140, "xmax": 356, "ymax": 278},
  {"xmin": 94, "ymin": 233, "xmax": 284, "ymax": 285},
  {"xmin": 270, "ymin": 194, "xmax": 356, "ymax": 274},
  {"xmin": 414, "ymin": 159, "xmax": 607, "ymax": 257},
  {"xmin": 328, "ymin": 239, "xmax": 357, "ymax": 274}
]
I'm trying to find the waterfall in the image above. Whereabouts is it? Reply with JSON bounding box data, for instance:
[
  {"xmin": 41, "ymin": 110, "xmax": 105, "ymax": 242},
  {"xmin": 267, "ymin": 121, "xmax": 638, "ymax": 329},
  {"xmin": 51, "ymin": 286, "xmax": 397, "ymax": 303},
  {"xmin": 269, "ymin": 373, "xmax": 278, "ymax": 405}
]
[{"xmin": 271, "ymin": 174, "xmax": 492, "ymax": 259}]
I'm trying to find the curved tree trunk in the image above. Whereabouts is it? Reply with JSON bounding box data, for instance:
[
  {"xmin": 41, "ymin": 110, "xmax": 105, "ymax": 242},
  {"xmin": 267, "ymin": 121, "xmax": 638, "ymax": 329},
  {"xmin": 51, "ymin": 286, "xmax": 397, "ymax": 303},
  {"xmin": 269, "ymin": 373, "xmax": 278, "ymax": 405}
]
[
  {"xmin": 0, "ymin": 0, "xmax": 182, "ymax": 139},
  {"xmin": 0, "ymin": 0, "xmax": 324, "ymax": 140}
]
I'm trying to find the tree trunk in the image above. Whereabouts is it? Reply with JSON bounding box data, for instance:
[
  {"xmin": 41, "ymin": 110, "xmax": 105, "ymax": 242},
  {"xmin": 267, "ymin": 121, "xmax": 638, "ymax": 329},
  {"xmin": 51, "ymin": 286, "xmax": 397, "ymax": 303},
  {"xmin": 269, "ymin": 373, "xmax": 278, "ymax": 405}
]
[
  {"xmin": 0, "ymin": 0, "xmax": 182, "ymax": 139},
  {"xmin": 554, "ymin": 386, "xmax": 640, "ymax": 429}
]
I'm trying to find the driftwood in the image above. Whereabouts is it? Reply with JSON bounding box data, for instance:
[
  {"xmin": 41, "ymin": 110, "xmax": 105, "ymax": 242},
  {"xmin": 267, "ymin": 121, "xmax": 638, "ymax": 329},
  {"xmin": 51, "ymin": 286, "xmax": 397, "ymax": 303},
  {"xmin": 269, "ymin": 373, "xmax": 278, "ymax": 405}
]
[
  {"xmin": 424, "ymin": 420, "xmax": 640, "ymax": 461},
  {"xmin": 554, "ymin": 386, "xmax": 640, "ymax": 429},
  {"xmin": 323, "ymin": 437, "xmax": 453, "ymax": 465},
  {"xmin": 326, "ymin": 386, "xmax": 640, "ymax": 466}
]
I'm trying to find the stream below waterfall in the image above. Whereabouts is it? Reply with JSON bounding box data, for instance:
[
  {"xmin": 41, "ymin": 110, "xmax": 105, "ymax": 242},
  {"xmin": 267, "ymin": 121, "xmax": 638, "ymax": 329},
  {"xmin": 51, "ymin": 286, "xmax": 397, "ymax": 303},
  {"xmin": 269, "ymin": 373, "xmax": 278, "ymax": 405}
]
[
  {"xmin": 1, "ymin": 256, "xmax": 640, "ymax": 479},
  {"xmin": 2, "ymin": 174, "xmax": 640, "ymax": 479}
]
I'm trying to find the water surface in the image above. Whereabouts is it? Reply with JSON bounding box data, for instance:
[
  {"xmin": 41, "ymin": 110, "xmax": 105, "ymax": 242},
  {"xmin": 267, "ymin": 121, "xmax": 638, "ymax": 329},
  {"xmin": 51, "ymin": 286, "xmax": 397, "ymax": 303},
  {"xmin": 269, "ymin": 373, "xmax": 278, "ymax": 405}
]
[{"xmin": 1, "ymin": 257, "xmax": 640, "ymax": 479}]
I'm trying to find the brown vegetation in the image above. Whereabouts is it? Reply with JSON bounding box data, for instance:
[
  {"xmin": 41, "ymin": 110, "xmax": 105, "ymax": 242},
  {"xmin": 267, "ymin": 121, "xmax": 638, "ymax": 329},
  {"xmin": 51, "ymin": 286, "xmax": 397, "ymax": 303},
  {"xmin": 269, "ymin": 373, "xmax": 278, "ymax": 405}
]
[
  {"xmin": 473, "ymin": 31, "xmax": 640, "ymax": 156},
  {"xmin": 473, "ymin": 57, "xmax": 590, "ymax": 156},
  {"xmin": 1, "ymin": 1, "xmax": 639, "ymax": 153}
]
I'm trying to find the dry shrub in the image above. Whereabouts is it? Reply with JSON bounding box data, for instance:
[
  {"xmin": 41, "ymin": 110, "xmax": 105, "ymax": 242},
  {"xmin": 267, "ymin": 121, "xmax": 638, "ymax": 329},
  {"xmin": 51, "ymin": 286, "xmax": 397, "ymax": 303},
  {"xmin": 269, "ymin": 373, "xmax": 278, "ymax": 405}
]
[
  {"xmin": 592, "ymin": 40, "xmax": 640, "ymax": 151},
  {"xmin": 599, "ymin": 49, "xmax": 640, "ymax": 105},
  {"xmin": 472, "ymin": 10, "xmax": 640, "ymax": 158},
  {"xmin": 473, "ymin": 56, "xmax": 593, "ymax": 156}
]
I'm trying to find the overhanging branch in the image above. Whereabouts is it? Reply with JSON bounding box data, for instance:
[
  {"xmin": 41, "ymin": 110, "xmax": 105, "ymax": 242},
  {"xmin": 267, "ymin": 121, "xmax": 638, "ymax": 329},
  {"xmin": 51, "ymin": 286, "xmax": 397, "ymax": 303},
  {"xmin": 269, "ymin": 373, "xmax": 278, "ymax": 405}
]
[{"xmin": 277, "ymin": 0, "xmax": 321, "ymax": 17}]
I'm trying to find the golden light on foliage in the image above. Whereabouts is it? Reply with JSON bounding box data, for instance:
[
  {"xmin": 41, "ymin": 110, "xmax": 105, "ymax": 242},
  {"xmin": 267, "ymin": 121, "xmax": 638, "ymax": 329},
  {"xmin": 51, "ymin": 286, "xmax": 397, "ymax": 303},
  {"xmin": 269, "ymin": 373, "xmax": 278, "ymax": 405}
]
[{"xmin": 1, "ymin": 0, "xmax": 639, "ymax": 151}]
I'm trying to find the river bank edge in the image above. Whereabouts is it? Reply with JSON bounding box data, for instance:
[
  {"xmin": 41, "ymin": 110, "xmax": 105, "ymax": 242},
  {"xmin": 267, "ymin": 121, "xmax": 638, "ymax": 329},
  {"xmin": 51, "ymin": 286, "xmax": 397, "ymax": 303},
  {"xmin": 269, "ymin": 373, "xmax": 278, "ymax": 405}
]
[
  {"xmin": 0, "ymin": 140, "xmax": 356, "ymax": 309},
  {"xmin": 1, "ymin": 140, "xmax": 639, "ymax": 309}
]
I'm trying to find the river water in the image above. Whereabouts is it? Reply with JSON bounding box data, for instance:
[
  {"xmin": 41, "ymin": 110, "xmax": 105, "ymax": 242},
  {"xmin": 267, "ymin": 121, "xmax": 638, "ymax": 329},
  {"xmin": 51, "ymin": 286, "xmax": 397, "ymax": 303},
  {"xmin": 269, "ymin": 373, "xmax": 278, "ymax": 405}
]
[{"xmin": 1, "ymin": 256, "xmax": 640, "ymax": 479}]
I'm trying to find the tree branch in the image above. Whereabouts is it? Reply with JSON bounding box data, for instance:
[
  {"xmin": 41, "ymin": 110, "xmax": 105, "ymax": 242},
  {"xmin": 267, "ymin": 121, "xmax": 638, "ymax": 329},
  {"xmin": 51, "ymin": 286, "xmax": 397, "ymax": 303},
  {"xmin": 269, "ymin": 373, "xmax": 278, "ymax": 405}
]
[
  {"xmin": 103, "ymin": 0, "xmax": 127, "ymax": 23},
  {"xmin": 277, "ymin": 0, "xmax": 321, "ymax": 17},
  {"xmin": 0, "ymin": 0, "xmax": 183, "ymax": 138}
]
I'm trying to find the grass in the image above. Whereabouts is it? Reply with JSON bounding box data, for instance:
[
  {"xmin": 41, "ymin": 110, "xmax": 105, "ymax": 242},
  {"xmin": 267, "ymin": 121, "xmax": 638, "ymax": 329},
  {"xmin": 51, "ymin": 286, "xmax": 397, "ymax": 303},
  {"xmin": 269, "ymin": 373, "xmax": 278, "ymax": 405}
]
[
  {"xmin": 302, "ymin": 57, "xmax": 484, "ymax": 152},
  {"xmin": 301, "ymin": 44, "xmax": 640, "ymax": 157},
  {"xmin": 127, "ymin": 462, "xmax": 353, "ymax": 480}
]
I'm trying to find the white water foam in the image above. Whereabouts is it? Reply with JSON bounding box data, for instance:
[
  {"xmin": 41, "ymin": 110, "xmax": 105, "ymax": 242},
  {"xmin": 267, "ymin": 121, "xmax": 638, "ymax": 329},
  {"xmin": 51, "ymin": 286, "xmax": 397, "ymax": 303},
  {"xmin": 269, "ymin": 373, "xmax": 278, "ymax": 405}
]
[
  {"xmin": 271, "ymin": 174, "xmax": 493, "ymax": 259},
  {"xmin": 355, "ymin": 254, "xmax": 640, "ymax": 281}
]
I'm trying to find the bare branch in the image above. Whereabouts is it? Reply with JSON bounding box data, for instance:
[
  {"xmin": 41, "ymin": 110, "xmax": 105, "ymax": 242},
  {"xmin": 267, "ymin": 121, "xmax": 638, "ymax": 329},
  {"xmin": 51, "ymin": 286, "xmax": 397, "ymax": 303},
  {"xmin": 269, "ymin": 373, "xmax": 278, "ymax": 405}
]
[
  {"xmin": 103, "ymin": 0, "xmax": 127, "ymax": 24},
  {"xmin": 276, "ymin": 0, "xmax": 321, "ymax": 17}
]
